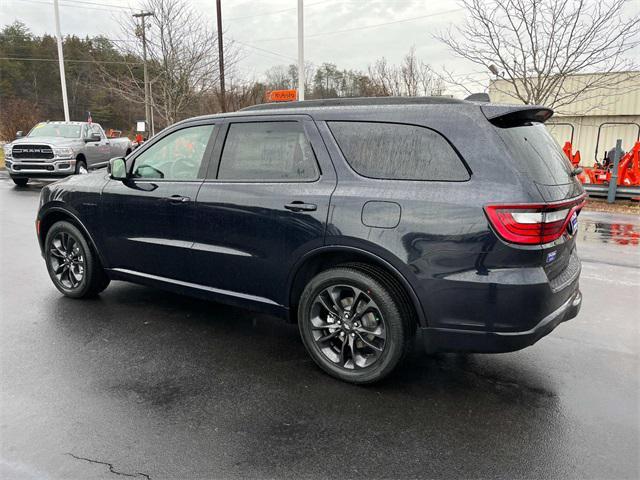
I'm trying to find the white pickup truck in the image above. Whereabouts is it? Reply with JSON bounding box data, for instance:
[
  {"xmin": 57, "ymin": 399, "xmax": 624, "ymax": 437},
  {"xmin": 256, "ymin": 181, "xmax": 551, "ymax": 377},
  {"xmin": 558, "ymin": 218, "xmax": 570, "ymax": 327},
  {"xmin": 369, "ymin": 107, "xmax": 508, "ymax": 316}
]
[{"xmin": 3, "ymin": 121, "xmax": 133, "ymax": 186}]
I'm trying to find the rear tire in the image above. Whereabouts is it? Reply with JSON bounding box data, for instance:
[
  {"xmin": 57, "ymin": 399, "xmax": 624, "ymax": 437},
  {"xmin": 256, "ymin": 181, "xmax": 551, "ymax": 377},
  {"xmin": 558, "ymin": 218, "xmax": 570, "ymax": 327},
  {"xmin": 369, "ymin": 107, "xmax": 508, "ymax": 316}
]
[
  {"xmin": 298, "ymin": 266, "xmax": 414, "ymax": 384},
  {"xmin": 11, "ymin": 177, "xmax": 28, "ymax": 187},
  {"xmin": 44, "ymin": 221, "xmax": 110, "ymax": 298}
]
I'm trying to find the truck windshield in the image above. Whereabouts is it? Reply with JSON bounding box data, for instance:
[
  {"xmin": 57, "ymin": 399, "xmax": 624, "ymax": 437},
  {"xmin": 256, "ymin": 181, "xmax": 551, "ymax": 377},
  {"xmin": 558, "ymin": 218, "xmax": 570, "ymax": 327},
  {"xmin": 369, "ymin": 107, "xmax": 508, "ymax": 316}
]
[
  {"xmin": 28, "ymin": 124, "xmax": 82, "ymax": 139},
  {"xmin": 495, "ymin": 122, "xmax": 573, "ymax": 185}
]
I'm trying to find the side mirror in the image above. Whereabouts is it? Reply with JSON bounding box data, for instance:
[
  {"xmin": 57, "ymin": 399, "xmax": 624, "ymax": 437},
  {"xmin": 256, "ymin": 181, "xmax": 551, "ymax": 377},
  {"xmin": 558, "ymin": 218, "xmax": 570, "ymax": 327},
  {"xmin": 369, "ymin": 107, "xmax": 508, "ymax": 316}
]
[
  {"xmin": 86, "ymin": 133, "xmax": 101, "ymax": 143},
  {"xmin": 108, "ymin": 157, "xmax": 128, "ymax": 180},
  {"xmin": 16, "ymin": 131, "xmax": 23, "ymax": 138}
]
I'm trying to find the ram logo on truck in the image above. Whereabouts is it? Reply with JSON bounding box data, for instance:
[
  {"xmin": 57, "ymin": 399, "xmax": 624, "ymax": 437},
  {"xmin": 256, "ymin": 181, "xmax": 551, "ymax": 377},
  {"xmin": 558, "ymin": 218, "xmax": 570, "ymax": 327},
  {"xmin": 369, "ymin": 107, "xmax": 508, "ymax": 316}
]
[{"xmin": 3, "ymin": 121, "xmax": 133, "ymax": 187}]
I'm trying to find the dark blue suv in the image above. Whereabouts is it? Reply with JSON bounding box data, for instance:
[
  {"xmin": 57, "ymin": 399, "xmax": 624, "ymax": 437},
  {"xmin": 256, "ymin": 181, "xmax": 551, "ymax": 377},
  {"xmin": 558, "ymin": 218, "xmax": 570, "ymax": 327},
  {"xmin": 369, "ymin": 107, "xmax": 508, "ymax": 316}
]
[{"xmin": 36, "ymin": 97, "xmax": 584, "ymax": 383}]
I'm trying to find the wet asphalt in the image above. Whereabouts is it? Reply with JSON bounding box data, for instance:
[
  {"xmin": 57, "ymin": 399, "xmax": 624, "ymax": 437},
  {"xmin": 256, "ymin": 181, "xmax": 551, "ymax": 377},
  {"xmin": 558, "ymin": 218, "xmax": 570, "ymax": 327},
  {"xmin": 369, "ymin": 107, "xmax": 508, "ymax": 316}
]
[{"xmin": 0, "ymin": 174, "xmax": 638, "ymax": 480}]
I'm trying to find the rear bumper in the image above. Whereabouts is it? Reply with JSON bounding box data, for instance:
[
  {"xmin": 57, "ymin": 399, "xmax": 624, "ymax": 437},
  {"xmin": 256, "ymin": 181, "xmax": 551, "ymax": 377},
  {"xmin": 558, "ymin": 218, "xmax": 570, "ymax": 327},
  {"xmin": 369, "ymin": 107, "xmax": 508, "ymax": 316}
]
[{"xmin": 422, "ymin": 287, "xmax": 581, "ymax": 353}]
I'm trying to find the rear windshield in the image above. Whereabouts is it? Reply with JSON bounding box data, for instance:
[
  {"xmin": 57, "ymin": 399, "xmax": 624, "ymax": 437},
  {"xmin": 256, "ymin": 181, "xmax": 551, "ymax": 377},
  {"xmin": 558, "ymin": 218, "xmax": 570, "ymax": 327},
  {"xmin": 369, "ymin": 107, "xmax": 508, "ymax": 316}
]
[
  {"xmin": 328, "ymin": 121, "xmax": 469, "ymax": 181},
  {"xmin": 496, "ymin": 123, "xmax": 572, "ymax": 185}
]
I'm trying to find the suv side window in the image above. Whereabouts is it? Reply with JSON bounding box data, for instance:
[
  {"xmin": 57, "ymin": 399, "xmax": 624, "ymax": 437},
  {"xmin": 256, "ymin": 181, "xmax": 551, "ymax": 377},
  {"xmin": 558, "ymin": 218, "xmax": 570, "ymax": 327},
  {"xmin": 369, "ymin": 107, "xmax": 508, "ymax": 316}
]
[
  {"xmin": 217, "ymin": 121, "xmax": 319, "ymax": 181},
  {"xmin": 132, "ymin": 124, "xmax": 215, "ymax": 180},
  {"xmin": 328, "ymin": 121, "xmax": 469, "ymax": 181}
]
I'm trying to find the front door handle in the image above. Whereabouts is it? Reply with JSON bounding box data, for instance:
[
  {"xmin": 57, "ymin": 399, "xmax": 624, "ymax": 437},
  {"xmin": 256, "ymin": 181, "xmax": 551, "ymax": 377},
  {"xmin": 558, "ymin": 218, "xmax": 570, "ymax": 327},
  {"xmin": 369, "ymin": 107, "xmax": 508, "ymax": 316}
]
[
  {"xmin": 163, "ymin": 194, "xmax": 191, "ymax": 204},
  {"xmin": 284, "ymin": 201, "xmax": 317, "ymax": 212}
]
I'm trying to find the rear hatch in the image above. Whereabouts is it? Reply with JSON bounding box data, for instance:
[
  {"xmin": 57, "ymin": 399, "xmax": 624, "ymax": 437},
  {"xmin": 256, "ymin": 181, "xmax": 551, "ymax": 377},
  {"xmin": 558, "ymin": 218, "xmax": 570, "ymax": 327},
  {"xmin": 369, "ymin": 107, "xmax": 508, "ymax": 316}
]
[{"xmin": 481, "ymin": 105, "xmax": 585, "ymax": 292}]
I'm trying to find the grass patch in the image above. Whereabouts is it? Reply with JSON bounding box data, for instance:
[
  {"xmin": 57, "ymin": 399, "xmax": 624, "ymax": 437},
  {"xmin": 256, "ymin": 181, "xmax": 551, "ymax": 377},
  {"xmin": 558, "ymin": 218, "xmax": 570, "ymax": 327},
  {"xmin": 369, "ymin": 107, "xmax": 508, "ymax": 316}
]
[{"xmin": 585, "ymin": 197, "xmax": 640, "ymax": 215}]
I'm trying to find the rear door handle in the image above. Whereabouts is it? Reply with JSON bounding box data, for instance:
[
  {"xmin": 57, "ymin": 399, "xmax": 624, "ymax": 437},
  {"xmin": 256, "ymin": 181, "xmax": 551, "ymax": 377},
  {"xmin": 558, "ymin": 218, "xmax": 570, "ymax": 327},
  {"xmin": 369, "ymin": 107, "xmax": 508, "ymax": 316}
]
[
  {"xmin": 163, "ymin": 194, "xmax": 191, "ymax": 204},
  {"xmin": 284, "ymin": 201, "xmax": 317, "ymax": 212}
]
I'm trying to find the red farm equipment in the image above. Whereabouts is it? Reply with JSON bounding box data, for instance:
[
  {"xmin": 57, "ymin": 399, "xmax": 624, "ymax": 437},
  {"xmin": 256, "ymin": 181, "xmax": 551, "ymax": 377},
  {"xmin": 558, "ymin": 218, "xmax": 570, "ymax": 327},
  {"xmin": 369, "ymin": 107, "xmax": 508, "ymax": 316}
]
[
  {"xmin": 558, "ymin": 122, "xmax": 640, "ymax": 199},
  {"xmin": 579, "ymin": 122, "xmax": 640, "ymax": 187},
  {"xmin": 551, "ymin": 122, "xmax": 582, "ymax": 167}
]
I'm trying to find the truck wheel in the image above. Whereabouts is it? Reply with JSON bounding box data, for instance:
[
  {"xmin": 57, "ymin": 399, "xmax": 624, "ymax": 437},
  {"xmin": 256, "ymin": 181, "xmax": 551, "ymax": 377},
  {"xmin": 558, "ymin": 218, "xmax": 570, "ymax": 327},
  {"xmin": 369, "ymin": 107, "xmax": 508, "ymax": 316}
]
[
  {"xmin": 11, "ymin": 177, "xmax": 28, "ymax": 187},
  {"xmin": 76, "ymin": 160, "xmax": 88, "ymax": 174},
  {"xmin": 44, "ymin": 221, "xmax": 110, "ymax": 298},
  {"xmin": 298, "ymin": 266, "xmax": 414, "ymax": 384}
]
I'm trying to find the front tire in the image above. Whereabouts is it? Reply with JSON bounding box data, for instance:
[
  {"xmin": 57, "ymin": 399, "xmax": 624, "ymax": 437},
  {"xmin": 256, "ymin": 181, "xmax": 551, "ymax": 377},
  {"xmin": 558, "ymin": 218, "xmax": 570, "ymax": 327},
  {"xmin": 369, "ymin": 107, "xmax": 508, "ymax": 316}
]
[
  {"xmin": 298, "ymin": 266, "xmax": 414, "ymax": 384},
  {"xmin": 44, "ymin": 221, "xmax": 110, "ymax": 298},
  {"xmin": 11, "ymin": 177, "xmax": 28, "ymax": 187},
  {"xmin": 76, "ymin": 159, "xmax": 88, "ymax": 174}
]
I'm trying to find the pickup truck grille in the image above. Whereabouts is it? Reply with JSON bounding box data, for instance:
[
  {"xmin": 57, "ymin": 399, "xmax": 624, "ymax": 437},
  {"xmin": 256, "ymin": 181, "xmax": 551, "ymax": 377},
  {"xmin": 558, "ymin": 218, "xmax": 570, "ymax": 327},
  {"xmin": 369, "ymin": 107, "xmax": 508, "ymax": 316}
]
[
  {"xmin": 12, "ymin": 145, "xmax": 54, "ymax": 159},
  {"xmin": 13, "ymin": 164, "xmax": 55, "ymax": 171}
]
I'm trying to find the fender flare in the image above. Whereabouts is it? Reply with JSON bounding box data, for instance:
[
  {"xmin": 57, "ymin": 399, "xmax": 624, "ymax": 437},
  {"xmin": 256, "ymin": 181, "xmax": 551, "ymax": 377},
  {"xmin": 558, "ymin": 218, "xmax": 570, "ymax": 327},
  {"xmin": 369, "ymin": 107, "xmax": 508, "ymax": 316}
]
[
  {"xmin": 286, "ymin": 245, "xmax": 428, "ymax": 327},
  {"xmin": 38, "ymin": 206, "xmax": 107, "ymax": 267}
]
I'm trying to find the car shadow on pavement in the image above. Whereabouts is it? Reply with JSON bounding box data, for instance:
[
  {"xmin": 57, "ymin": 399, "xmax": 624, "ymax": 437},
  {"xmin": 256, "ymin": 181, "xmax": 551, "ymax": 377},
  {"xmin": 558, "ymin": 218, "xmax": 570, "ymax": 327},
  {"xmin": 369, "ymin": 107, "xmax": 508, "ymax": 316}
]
[
  {"xmin": 19, "ymin": 283, "xmax": 576, "ymax": 479},
  {"xmin": 49, "ymin": 281, "xmax": 560, "ymax": 400}
]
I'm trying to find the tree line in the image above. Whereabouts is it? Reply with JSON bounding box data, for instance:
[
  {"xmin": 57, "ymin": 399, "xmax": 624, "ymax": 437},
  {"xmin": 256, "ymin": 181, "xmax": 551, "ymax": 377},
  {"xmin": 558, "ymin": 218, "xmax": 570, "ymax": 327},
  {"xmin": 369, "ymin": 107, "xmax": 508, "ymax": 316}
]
[
  {"xmin": 1, "ymin": 0, "xmax": 636, "ymax": 140},
  {"xmin": 0, "ymin": 0, "xmax": 443, "ymax": 140}
]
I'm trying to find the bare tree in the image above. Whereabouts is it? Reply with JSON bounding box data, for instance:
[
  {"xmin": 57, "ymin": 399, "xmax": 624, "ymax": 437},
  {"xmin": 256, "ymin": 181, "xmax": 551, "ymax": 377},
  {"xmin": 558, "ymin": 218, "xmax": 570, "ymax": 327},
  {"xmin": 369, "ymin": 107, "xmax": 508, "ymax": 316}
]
[
  {"xmin": 0, "ymin": 97, "xmax": 42, "ymax": 141},
  {"xmin": 368, "ymin": 48, "xmax": 444, "ymax": 96},
  {"xmin": 401, "ymin": 47, "xmax": 445, "ymax": 96},
  {"xmin": 437, "ymin": 0, "xmax": 640, "ymax": 110},
  {"xmin": 100, "ymin": 0, "xmax": 240, "ymax": 127}
]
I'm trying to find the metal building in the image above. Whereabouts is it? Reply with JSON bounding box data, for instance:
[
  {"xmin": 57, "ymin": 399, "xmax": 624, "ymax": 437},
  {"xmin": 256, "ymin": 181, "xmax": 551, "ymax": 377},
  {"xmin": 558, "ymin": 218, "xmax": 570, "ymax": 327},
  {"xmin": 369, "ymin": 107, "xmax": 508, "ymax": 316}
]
[{"xmin": 489, "ymin": 72, "xmax": 640, "ymax": 165}]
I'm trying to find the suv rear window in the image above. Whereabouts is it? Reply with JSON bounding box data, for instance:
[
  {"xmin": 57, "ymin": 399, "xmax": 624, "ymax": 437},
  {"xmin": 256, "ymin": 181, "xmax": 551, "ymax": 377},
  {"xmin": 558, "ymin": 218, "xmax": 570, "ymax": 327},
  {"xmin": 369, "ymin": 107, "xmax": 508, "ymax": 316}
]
[
  {"xmin": 328, "ymin": 121, "xmax": 469, "ymax": 181},
  {"xmin": 495, "ymin": 123, "xmax": 573, "ymax": 185},
  {"xmin": 217, "ymin": 122, "xmax": 319, "ymax": 181}
]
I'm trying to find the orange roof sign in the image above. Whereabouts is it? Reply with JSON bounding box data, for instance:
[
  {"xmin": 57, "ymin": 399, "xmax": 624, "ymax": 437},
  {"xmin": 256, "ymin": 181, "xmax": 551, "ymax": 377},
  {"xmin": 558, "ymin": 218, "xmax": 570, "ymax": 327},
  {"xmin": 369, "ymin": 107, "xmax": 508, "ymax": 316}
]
[{"xmin": 267, "ymin": 89, "xmax": 298, "ymax": 102}]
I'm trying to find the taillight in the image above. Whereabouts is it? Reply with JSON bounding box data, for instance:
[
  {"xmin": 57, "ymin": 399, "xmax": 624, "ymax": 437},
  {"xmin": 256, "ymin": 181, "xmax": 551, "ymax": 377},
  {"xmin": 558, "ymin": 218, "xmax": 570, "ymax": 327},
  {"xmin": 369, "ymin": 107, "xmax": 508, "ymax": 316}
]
[{"xmin": 484, "ymin": 195, "xmax": 586, "ymax": 245}]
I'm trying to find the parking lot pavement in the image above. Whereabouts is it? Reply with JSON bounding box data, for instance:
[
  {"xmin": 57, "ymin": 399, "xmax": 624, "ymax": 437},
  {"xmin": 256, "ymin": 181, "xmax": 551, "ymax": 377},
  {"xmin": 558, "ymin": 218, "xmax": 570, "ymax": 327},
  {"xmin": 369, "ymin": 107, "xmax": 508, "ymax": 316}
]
[{"xmin": 0, "ymin": 174, "xmax": 638, "ymax": 480}]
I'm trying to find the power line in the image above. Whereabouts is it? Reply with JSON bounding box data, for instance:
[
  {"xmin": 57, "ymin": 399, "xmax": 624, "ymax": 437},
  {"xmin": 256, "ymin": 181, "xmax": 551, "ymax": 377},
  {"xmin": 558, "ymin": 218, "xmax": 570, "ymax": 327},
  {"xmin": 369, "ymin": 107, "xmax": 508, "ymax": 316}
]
[
  {"xmin": 0, "ymin": 56, "xmax": 141, "ymax": 65},
  {"xmin": 224, "ymin": 0, "xmax": 325, "ymax": 22},
  {"xmin": 232, "ymin": 39, "xmax": 298, "ymax": 62},
  {"xmin": 10, "ymin": 0, "xmax": 132, "ymax": 12},
  {"xmin": 252, "ymin": 8, "xmax": 464, "ymax": 42},
  {"xmin": 54, "ymin": 0, "xmax": 133, "ymax": 8}
]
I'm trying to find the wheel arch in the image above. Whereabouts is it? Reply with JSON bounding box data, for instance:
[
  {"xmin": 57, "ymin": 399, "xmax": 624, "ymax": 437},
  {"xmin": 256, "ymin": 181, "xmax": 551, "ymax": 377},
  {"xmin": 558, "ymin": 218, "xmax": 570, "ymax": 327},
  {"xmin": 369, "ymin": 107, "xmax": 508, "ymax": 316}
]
[
  {"xmin": 287, "ymin": 246, "xmax": 427, "ymax": 327},
  {"xmin": 38, "ymin": 207, "xmax": 106, "ymax": 267},
  {"xmin": 76, "ymin": 153, "xmax": 86, "ymax": 163}
]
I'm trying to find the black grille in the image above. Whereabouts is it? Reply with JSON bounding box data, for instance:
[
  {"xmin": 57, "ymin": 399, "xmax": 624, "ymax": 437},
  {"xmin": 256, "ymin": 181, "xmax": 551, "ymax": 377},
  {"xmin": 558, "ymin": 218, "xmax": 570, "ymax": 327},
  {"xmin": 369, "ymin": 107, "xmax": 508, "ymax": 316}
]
[
  {"xmin": 13, "ymin": 164, "xmax": 54, "ymax": 171},
  {"xmin": 12, "ymin": 145, "xmax": 54, "ymax": 159}
]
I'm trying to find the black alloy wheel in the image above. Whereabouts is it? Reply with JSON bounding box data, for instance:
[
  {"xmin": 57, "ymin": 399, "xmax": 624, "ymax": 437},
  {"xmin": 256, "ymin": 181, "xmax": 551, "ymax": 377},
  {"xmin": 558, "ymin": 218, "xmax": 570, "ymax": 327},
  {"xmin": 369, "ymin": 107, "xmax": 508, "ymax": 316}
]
[
  {"xmin": 310, "ymin": 284, "xmax": 387, "ymax": 370},
  {"xmin": 298, "ymin": 266, "xmax": 413, "ymax": 384},
  {"xmin": 48, "ymin": 231, "xmax": 86, "ymax": 289},
  {"xmin": 45, "ymin": 221, "xmax": 110, "ymax": 298}
]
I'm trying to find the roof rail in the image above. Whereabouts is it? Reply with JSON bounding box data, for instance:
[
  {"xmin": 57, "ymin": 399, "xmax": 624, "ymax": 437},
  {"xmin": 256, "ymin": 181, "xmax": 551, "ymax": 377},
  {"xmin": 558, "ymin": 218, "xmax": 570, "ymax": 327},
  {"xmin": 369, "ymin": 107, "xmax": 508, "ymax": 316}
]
[{"xmin": 240, "ymin": 96, "xmax": 466, "ymax": 111}]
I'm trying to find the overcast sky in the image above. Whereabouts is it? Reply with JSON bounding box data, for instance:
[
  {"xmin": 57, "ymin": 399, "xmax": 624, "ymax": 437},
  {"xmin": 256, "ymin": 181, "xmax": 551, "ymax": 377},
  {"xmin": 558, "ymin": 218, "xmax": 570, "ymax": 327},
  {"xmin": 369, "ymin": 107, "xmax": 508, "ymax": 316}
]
[
  {"xmin": 1, "ymin": 0, "xmax": 490, "ymax": 92},
  {"xmin": 2, "ymin": 0, "xmax": 638, "ymax": 96}
]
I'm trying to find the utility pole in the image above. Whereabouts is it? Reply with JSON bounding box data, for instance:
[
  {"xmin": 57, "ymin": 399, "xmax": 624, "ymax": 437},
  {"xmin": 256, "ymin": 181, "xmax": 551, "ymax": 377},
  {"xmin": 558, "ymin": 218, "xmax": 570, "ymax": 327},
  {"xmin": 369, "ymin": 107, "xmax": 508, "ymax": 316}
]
[
  {"xmin": 133, "ymin": 11, "xmax": 153, "ymax": 136},
  {"xmin": 216, "ymin": 0, "xmax": 226, "ymax": 112},
  {"xmin": 297, "ymin": 0, "xmax": 305, "ymax": 101},
  {"xmin": 53, "ymin": 0, "xmax": 70, "ymax": 121}
]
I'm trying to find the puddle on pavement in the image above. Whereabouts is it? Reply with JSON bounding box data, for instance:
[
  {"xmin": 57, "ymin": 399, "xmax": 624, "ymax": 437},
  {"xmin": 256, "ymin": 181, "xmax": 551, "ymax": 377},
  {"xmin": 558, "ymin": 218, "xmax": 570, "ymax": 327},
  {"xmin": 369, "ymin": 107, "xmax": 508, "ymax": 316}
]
[{"xmin": 578, "ymin": 220, "xmax": 640, "ymax": 246}]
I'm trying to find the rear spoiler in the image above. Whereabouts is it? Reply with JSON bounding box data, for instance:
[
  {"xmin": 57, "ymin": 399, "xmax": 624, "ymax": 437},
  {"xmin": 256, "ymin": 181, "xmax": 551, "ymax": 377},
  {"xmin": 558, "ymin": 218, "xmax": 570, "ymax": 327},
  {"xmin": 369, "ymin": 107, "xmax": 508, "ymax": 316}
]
[{"xmin": 481, "ymin": 104, "xmax": 554, "ymax": 127}]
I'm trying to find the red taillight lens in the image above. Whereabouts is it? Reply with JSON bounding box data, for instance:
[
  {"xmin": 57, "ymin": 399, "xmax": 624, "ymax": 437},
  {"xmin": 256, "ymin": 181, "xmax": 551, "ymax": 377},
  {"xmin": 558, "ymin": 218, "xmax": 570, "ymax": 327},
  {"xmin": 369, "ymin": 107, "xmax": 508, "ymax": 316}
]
[{"xmin": 484, "ymin": 195, "xmax": 586, "ymax": 245}]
